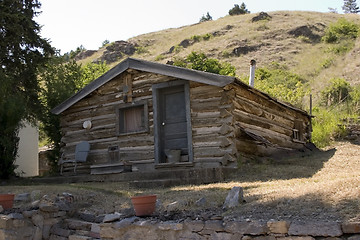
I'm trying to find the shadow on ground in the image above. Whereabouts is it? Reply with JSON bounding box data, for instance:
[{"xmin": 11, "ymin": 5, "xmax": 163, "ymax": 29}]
[{"xmin": 230, "ymin": 147, "xmax": 336, "ymax": 182}]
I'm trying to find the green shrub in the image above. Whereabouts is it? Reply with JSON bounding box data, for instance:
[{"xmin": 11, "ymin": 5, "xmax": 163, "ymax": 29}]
[
  {"xmin": 257, "ymin": 23, "xmax": 269, "ymax": 31},
  {"xmin": 255, "ymin": 63, "xmax": 307, "ymax": 107},
  {"xmin": 135, "ymin": 46, "xmax": 149, "ymax": 54},
  {"xmin": 322, "ymin": 18, "xmax": 359, "ymax": 43},
  {"xmin": 321, "ymin": 58, "xmax": 334, "ymax": 69},
  {"xmin": 327, "ymin": 40, "xmax": 355, "ymax": 54},
  {"xmin": 190, "ymin": 35, "xmax": 202, "ymax": 42},
  {"xmin": 321, "ymin": 78, "xmax": 352, "ymax": 106},
  {"xmin": 350, "ymin": 85, "xmax": 360, "ymax": 112},
  {"xmin": 222, "ymin": 50, "xmax": 232, "ymax": 58},
  {"xmin": 173, "ymin": 45, "xmax": 184, "ymax": 53},
  {"xmin": 202, "ymin": 33, "xmax": 212, "ymax": 41},
  {"xmin": 311, "ymin": 107, "xmax": 347, "ymax": 148},
  {"xmin": 155, "ymin": 54, "xmax": 165, "ymax": 61},
  {"xmin": 173, "ymin": 52, "xmax": 236, "ymax": 76},
  {"xmin": 298, "ymin": 36, "xmax": 312, "ymax": 43}
]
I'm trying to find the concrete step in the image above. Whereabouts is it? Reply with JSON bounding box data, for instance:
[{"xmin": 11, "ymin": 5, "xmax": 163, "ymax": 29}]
[
  {"xmin": 90, "ymin": 163, "xmax": 131, "ymax": 175},
  {"xmin": 21, "ymin": 168, "xmax": 237, "ymax": 187},
  {"xmin": 129, "ymin": 178, "xmax": 184, "ymax": 188}
]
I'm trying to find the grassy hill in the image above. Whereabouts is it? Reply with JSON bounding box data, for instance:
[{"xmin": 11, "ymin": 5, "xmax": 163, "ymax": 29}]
[{"xmin": 78, "ymin": 11, "xmax": 360, "ymax": 92}]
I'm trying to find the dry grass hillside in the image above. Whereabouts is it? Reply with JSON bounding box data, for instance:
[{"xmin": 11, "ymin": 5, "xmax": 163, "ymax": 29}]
[
  {"xmin": 2, "ymin": 142, "xmax": 360, "ymax": 222},
  {"xmin": 78, "ymin": 11, "xmax": 360, "ymax": 99}
]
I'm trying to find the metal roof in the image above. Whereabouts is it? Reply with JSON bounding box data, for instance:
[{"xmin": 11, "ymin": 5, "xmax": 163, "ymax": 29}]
[{"xmin": 51, "ymin": 58, "xmax": 236, "ymax": 115}]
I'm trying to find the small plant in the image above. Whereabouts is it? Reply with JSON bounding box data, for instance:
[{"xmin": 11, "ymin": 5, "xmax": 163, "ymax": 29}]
[
  {"xmin": 321, "ymin": 58, "xmax": 334, "ymax": 69},
  {"xmin": 135, "ymin": 46, "xmax": 149, "ymax": 54},
  {"xmin": 222, "ymin": 50, "xmax": 232, "ymax": 58},
  {"xmin": 256, "ymin": 23, "xmax": 269, "ymax": 31},
  {"xmin": 298, "ymin": 36, "xmax": 312, "ymax": 43},
  {"xmin": 202, "ymin": 33, "xmax": 212, "ymax": 41},
  {"xmin": 173, "ymin": 45, "xmax": 184, "ymax": 53},
  {"xmin": 155, "ymin": 54, "xmax": 165, "ymax": 61},
  {"xmin": 191, "ymin": 35, "xmax": 202, "ymax": 42}
]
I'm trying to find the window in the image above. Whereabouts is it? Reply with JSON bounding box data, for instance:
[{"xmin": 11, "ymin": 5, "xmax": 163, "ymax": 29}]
[
  {"xmin": 116, "ymin": 101, "xmax": 148, "ymax": 135},
  {"xmin": 292, "ymin": 120, "xmax": 303, "ymax": 142}
]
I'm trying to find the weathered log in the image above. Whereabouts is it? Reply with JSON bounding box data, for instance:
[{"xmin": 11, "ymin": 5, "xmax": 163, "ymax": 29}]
[{"xmin": 233, "ymin": 109, "xmax": 293, "ymax": 136}]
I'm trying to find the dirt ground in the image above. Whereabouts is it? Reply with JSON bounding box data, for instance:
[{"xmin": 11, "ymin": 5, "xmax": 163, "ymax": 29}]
[{"xmin": 1, "ymin": 141, "xmax": 360, "ymax": 223}]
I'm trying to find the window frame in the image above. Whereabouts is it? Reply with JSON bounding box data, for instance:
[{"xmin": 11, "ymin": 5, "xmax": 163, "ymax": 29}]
[
  {"xmin": 115, "ymin": 100, "xmax": 149, "ymax": 136},
  {"xmin": 292, "ymin": 119, "xmax": 305, "ymax": 143}
]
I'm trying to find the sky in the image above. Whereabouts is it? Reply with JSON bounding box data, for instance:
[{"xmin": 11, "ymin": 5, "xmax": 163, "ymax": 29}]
[{"xmin": 36, "ymin": 0, "xmax": 345, "ymax": 54}]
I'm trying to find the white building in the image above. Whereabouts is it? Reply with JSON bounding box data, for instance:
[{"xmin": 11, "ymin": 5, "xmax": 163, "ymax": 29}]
[{"xmin": 15, "ymin": 122, "xmax": 39, "ymax": 177}]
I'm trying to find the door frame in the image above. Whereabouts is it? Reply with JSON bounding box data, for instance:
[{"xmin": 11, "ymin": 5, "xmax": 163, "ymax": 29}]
[{"xmin": 152, "ymin": 80, "xmax": 193, "ymax": 165}]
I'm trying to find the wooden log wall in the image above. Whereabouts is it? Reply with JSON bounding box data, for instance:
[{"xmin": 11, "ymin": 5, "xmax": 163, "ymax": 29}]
[
  {"xmin": 59, "ymin": 69, "xmax": 311, "ymax": 173},
  {"xmin": 60, "ymin": 70, "xmax": 177, "ymax": 171},
  {"xmin": 226, "ymin": 82, "xmax": 311, "ymax": 156},
  {"xmin": 189, "ymin": 82, "xmax": 237, "ymax": 168}
]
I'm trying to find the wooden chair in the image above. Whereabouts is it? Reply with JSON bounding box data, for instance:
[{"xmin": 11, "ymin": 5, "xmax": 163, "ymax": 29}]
[{"xmin": 59, "ymin": 141, "xmax": 90, "ymax": 175}]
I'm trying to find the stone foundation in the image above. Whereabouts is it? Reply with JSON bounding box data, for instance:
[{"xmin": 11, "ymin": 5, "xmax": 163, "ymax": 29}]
[{"xmin": 2, "ymin": 206, "xmax": 360, "ymax": 240}]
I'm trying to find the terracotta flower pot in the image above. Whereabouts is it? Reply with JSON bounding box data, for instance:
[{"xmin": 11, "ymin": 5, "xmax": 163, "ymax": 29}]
[
  {"xmin": 131, "ymin": 195, "xmax": 157, "ymax": 217},
  {"xmin": 0, "ymin": 194, "xmax": 15, "ymax": 210}
]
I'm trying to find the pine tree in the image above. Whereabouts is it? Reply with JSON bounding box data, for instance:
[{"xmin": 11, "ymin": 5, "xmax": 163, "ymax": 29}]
[
  {"xmin": 0, "ymin": 0, "xmax": 53, "ymax": 178},
  {"xmin": 342, "ymin": 0, "xmax": 360, "ymax": 13},
  {"xmin": 199, "ymin": 12, "xmax": 213, "ymax": 23},
  {"xmin": 229, "ymin": 2, "xmax": 250, "ymax": 16}
]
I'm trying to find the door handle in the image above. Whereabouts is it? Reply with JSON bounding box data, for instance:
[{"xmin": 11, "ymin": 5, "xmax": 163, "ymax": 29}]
[{"xmin": 162, "ymin": 122, "xmax": 165, "ymax": 126}]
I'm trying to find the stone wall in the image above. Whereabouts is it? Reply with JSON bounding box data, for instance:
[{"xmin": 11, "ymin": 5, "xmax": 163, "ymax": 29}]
[
  {"xmin": 2, "ymin": 206, "xmax": 360, "ymax": 240},
  {"xmin": 101, "ymin": 218, "xmax": 360, "ymax": 240},
  {"xmin": 0, "ymin": 201, "xmax": 101, "ymax": 240}
]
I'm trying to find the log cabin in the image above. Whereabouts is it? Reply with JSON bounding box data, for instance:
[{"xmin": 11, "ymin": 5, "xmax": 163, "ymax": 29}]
[{"xmin": 52, "ymin": 58, "xmax": 312, "ymax": 175}]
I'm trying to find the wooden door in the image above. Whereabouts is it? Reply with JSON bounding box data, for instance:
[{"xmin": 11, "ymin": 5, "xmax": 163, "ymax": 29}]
[{"xmin": 158, "ymin": 85, "xmax": 188, "ymax": 163}]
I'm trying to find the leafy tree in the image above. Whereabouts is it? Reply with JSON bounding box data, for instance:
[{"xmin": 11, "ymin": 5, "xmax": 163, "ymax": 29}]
[
  {"xmin": 39, "ymin": 57, "xmax": 82, "ymax": 173},
  {"xmin": 39, "ymin": 57, "xmax": 109, "ymax": 173},
  {"xmin": 229, "ymin": 2, "xmax": 250, "ymax": 16},
  {"xmin": 342, "ymin": 0, "xmax": 360, "ymax": 13},
  {"xmin": 80, "ymin": 62, "xmax": 109, "ymax": 86},
  {"xmin": 199, "ymin": 12, "xmax": 213, "ymax": 22},
  {"xmin": 0, "ymin": 0, "xmax": 53, "ymax": 178},
  {"xmin": 173, "ymin": 52, "xmax": 236, "ymax": 76}
]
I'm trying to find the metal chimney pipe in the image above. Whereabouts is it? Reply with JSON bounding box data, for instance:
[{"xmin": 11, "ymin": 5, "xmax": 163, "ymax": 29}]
[{"xmin": 249, "ymin": 59, "xmax": 256, "ymax": 87}]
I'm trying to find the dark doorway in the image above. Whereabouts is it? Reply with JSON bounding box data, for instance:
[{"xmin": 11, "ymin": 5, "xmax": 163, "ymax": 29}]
[{"xmin": 153, "ymin": 81, "xmax": 193, "ymax": 164}]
